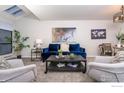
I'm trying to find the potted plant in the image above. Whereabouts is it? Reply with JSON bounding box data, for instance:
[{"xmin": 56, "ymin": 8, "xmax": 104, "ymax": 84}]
[
  {"xmin": 116, "ymin": 32, "xmax": 124, "ymax": 47},
  {"xmin": 116, "ymin": 32, "xmax": 123, "ymax": 48},
  {"xmin": 116, "ymin": 32, "xmax": 122, "ymax": 41},
  {"xmin": 58, "ymin": 49, "xmax": 63, "ymax": 57},
  {"xmin": 121, "ymin": 34, "xmax": 124, "ymax": 45},
  {"xmin": 69, "ymin": 53, "xmax": 76, "ymax": 59},
  {"xmin": 6, "ymin": 30, "xmax": 30, "ymax": 58}
]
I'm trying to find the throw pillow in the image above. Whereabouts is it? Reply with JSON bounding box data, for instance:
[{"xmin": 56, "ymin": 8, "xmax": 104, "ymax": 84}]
[
  {"xmin": 0, "ymin": 56, "xmax": 11, "ymax": 69},
  {"xmin": 112, "ymin": 51, "xmax": 124, "ymax": 63},
  {"xmin": 61, "ymin": 43, "xmax": 69, "ymax": 51}
]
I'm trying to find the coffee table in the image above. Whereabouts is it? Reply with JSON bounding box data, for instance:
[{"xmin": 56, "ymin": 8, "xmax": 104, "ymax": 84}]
[{"xmin": 44, "ymin": 55, "xmax": 87, "ymax": 74}]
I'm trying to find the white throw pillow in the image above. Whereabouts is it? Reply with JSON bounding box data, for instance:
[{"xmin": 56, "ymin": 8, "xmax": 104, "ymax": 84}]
[
  {"xmin": 61, "ymin": 43, "xmax": 69, "ymax": 51},
  {"xmin": 0, "ymin": 56, "xmax": 11, "ymax": 69},
  {"xmin": 112, "ymin": 51, "xmax": 124, "ymax": 63}
]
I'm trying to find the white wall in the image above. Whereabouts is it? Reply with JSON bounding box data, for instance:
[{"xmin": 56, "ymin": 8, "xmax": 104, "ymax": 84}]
[
  {"xmin": 0, "ymin": 18, "xmax": 13, "ymax": 30},
  {"xmin": 14, "ymin": 17, "xmax": 121, "ymax": 57}
]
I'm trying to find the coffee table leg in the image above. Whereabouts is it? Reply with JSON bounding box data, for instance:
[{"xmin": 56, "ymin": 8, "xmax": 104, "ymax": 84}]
[{"xmin": 45, "ymin": 61, "xmax": 48, "ymax": 74}]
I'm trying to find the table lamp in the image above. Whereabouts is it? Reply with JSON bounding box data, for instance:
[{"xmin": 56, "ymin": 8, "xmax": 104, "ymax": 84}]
[{"xmin": 34, "ymin": 39, "xmax": 43, "ymax": 49}]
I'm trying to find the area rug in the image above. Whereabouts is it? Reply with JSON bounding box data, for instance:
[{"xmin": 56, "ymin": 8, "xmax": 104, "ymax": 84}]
[{"xmin": 23, "ymin": 58, "xmax": 95, "ymax": 82}]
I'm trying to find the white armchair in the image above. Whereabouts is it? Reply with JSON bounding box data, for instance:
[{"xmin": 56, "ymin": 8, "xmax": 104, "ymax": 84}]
[
  {"xmin": 87, "ymin": 56, "xmax": 124, "ymax": 82},
  {"xmin": 0, "ymin": 59, "xmax": 37, "ymax": 82}
]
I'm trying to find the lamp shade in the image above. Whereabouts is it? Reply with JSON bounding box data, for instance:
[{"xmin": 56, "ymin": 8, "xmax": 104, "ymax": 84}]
[
  {"xmin": 35, "ymin": 39, "xmax": 43, "ymax": 44},
  {"xmin": 34, "ymin": 39, "xmax": 43, "ymax": 48}
]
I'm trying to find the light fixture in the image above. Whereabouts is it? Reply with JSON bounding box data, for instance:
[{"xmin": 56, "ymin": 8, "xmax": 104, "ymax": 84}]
[{"xmin": 113, "ymin": 5, "xmax": 124, "ymax": 23}]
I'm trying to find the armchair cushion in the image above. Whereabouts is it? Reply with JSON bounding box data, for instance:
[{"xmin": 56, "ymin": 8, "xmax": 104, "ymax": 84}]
[
  {"xmin": 49, "ymin": 44, "xmax": 60, "ymax": 51},
  {"xmin": 69, "ymin": 44, "xmax": 86, "ymax": 58},
  {"xmin": 50, "ymin": 51, "xmax": 58, "ymax": 55},
  {"xmin": 42, "ymin": 44, "xmax": 60, "ymax": 62},
  {"xmin": 69, "ymin": 44, "xmax": 80, "ymax": 51}
]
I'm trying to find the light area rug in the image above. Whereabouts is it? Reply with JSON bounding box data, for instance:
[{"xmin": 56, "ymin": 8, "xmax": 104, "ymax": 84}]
[{"xmin": 23, "ymin": 58, "xmax": 95, "ymax": 82}]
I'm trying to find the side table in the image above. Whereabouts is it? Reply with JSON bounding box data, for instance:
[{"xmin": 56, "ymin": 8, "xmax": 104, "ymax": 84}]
[
  {"xmin": 31, "ymin": 48, "xmax": 42, "ymax": 61},
  {"xmin": 113, "ymin": 46, "xmax": 124, "ymax": 55}
]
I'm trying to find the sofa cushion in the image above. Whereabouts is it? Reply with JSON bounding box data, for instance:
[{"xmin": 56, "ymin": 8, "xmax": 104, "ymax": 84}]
[
  {"xmin": 69, "ymin": 44, "xmax": 80, "ymax": 51},
  {"xmin": 49, "ymin": 44, "xmax": 60, "ymax": 51}
]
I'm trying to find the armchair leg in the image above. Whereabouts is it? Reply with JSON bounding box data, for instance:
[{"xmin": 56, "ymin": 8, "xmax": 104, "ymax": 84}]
[{"xmin": 115, "ymin": 74, "xmax": 119, "ymax": 82}]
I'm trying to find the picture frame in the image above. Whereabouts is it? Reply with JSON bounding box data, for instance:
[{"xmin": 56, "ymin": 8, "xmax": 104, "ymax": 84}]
[
  {"xmin": 52, "ymin": 27, "xmax": 76, "ymax": 43},
  {"xmin": 91, "ymin": 29, "xmax": 106, "ymax": 39}
]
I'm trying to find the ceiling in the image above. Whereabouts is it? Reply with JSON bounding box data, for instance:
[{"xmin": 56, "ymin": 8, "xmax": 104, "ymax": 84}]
[
  {"xmin": 25, "ymin": 5, "xmax": 121, "ymax": 20},
  {"xmin": 0, "ymin": 5, "xmax": 37, "ymax": 21},
  {"xmin": 0, "ymin": 5, "xmax": 122, "ymax": 21}
]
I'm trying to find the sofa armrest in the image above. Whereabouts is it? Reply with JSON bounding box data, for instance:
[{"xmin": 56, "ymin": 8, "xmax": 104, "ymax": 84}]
[
  {"xmin": 0, "ymin": 64, "xmax": 37, "ymax": 82},
  {"xmin": 43, "ymin": 48, "xmax": 49, "ymax": 53},
  {"xmin": 80, "ymin": 47, "xmax": 85, "ymax": 52},
  {"xmin": 88, "ymin": 62, "xmax": 124, "ymax": 74},
  {"xmin": 7, "ymin": 59, "xmax": 24, "ymax": 68},
  {"xmin": 95, "ymin": 56, "xmax": 114, "ymax": 63}
]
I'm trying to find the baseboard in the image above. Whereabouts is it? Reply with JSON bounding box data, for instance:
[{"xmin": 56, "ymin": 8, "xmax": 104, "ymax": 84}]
[
  {"xmin": 22, "ymin": 56, "xmax": 39, "ymax": 58},
  {"xmin": 87, "ymin": 55, "xmax": 96, "ymax": 58},
  {"xmin": 22, "ymin": 56, "xmax": 31, "ymax": 58}
]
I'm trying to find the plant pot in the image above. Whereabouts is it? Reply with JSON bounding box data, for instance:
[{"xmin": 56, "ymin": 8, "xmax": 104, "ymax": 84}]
[{"xmin": 17, "ymin": 55, "xmax": 21, "ymax": 59}]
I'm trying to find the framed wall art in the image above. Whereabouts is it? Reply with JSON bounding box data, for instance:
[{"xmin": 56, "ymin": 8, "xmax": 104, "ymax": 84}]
[
  {"xmin": 91, "ymin": 29, "xmax": 106, "ymax": 39},
  {"xmin": 52, "ymin": 27, "xmax": 76, "ymax": 43}
]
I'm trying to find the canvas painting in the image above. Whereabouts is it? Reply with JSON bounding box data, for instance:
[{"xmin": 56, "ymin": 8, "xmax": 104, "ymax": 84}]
[
  {"xmin": 91, "ymin": 29, "xmax": 106, "ymax": 39},
  {"xmin": 52, "ymin": 28, "xmax": 76, "ymax": 42}
]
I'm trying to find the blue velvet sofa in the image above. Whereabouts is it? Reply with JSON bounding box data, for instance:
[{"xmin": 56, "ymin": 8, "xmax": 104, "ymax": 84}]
[{"xmin": 42, "ymin": 43, "xmax": 87, "ymax": 62}]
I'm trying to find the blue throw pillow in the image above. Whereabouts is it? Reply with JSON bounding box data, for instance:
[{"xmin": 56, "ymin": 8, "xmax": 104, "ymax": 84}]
[
  {"xmin": 69, "ymin": 44, "xmax": 80, "ymax": 51},
  {"xmin": 49, "ymin": 44, "xmax": 60, "ymax": 51}
]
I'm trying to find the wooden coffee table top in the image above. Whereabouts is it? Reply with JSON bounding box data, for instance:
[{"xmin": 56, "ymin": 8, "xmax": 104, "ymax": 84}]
[{"xmin": 46, "ymin": 55, "xmax": 86, "ymax": 62}]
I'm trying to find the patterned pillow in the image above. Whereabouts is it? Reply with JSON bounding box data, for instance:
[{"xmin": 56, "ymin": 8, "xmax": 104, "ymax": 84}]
[
  {"xmin": 112, "ymin": 51, "xmax": 124, "ymax": 63},
  {"xmin": 61, "ymin": 43, "xmax": 69, "ymax": 51},
  {"xmin": 0, "ymin": 56, "xmax": 11, "ymax": 69}
]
